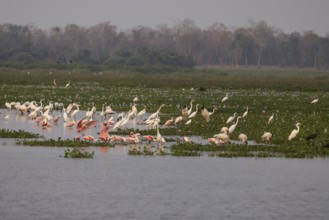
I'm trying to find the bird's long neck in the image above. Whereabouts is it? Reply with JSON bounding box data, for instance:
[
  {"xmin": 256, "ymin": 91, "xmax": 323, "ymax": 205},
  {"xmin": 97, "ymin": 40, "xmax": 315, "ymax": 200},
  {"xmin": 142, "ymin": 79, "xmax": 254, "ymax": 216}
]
[
  {"xmin": 296, "ymin": 124, "xmax": 300, "ymax": 132},
  {"xmin": 235, "ymin": 117, "xmax": 240, "ymax": 125},
  {"xmin": 157, "ymin": 104, "xmax": 164, "ymax": 112}
]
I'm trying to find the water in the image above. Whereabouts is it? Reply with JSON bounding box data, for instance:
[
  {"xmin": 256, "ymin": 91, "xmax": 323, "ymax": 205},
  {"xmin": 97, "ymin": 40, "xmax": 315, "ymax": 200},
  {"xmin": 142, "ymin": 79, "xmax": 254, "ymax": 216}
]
[
  {"xmin": 1, "ymin": 144, "xmax": 329, "ymax": 220},
  {"xmin": 1, "ymin": 109, "xmax": 329, "ymax": 219}
]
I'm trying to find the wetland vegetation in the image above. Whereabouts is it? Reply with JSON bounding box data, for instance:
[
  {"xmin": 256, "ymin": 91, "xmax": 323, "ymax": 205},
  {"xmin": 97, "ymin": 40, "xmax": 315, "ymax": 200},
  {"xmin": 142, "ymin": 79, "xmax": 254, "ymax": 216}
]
[{"xmin": 2, "ymin": 66, "xmax": 329, "ymax": 158}]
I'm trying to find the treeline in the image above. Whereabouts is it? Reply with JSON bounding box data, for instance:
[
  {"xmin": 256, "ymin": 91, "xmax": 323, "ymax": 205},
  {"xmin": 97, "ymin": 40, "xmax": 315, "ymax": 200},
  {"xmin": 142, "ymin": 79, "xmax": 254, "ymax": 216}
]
[{"xmin": 0, "ymin": 19, "xmax": 328, "ymax": 68}]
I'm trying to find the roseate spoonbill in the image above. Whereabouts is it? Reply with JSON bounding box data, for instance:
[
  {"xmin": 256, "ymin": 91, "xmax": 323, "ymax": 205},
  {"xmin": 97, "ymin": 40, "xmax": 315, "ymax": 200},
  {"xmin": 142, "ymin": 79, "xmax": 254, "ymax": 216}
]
[
  {"xmin": 262, "ymin": 132, "xmax": 273, "ymax": 142},
  {"xmin": 238, "ymin": 133, "xmax": 248, "ymax": 145}
]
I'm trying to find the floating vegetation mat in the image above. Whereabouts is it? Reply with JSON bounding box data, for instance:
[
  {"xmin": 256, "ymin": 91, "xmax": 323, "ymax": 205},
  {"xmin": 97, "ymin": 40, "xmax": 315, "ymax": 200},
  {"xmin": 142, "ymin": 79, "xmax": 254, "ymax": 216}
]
[
  {"xmin": 15, "ymin": 138, "xmax": 114, "ymax": 148},
  {"xmin": 0, "ymin": 128, "xmax": 41, "ymax": 138},
  {"xmin": 64, "ymin": 148, "xmax": 94, "ymax": 158}
]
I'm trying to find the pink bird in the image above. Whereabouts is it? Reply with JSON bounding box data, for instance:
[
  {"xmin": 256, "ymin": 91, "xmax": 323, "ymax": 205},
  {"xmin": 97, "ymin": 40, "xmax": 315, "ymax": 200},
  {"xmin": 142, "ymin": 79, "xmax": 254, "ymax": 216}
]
[
  {"xmin": 99, "ymin": 122, "xmax": 110, "ymax": 142},
  {"xmin": 143, "ymin": 135, "xmax": 155, "ymax": 143},
  {"xmin": 83, "ymin": 135, "xmax": 95, "ymax": 141},
  {"xmin": 164, "ymin": 117, "xmax": 174, "ymax": 126},
  {"xmin": 76, "ymin": 117, "xmax": 97, "ymax": 133}
]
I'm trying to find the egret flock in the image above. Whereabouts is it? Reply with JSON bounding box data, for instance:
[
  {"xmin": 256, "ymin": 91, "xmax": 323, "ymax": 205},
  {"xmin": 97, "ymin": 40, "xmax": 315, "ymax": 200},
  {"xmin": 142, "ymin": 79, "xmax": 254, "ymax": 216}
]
[{"xmin": 3, "ymin": 91, "xmax": 317, "ymax": 148}]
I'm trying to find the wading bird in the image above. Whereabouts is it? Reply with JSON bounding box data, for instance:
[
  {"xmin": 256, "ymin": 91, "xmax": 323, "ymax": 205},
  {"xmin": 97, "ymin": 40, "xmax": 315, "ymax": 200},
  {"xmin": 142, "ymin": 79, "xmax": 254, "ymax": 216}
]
[
  {"xmin": 64, "ymin": 80, "xmax": 71, "ymax": 88},
  {"xmin": 242, "ymin": 107, "xmax": 248, "ymax": 118},
  {"xmin": 311, "ymin": 98, "xmax": 319, "ymax": 104},
  {"xmin": 262, "ymin": 132, "xmax": 274, "ymax": 143},
  {"xmin": 222, "ymin": 92, "xmax": 230, "ymax": 102},
  {"xmin": 76, "ymin": 117, "xmax": 97, "ymax": 133},
  {"xmin": 226, "ymin": 112, "xmax": 237, "ymax": 124},
  {"xmin": 164, "ymin": 117, "xmax": 174, "ymax": 126},
  {"xmin": 288, "ymin": 122, "xmax": 301, "ymax": 141},
  {"xmin": 187, "ymin": 99, "xmax": 195, "ymax": 116},
  {"xmin": 305, "ymin": 131, "xmax": 318, "ymax": 143},
  {"xmin": 71, "ymin": 105, "xmax": 79, "ymax": 120},
  {"xmin": 238, "ymin": 133, "xmax": 248, "ymax": 145},
  {"xmin": 99, "ymin": 122, "xmax": 110, "ymax": 142},
  {"xmin": 228, "ymin": 116, "xmax": 242, "ymax": 134},
  {"xmin": 268, "ymin": 114, "xmax": 274, "ymax": 124},
  {"xmin": 188, "ymin": 104, "xmax": 199, "ymax": 119},
  {"xmin": 147, "ymin": 104, "xmax": 165, "ymax": 121},
  {"xmin": 201, "ymin": 105, "xmax": 217, "ymax": 122},
  {"xmin": 137, "ymin": 106, "xmax": 146, "ymax": 121}
]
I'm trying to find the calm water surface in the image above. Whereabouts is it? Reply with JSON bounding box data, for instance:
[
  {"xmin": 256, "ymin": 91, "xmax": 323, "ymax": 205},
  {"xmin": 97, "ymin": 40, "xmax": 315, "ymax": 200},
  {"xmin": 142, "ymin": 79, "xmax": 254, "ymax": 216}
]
[{"xmin": 1, "ymin": 109, "xmax": 329, "ymax": 219}]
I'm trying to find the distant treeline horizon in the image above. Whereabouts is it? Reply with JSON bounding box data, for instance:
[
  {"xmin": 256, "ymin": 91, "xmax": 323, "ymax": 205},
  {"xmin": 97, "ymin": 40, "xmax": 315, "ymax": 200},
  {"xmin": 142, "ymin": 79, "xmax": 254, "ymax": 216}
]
[{"xmin": 0, "ymin": 19, "xmax": 328, "ymax": 69}]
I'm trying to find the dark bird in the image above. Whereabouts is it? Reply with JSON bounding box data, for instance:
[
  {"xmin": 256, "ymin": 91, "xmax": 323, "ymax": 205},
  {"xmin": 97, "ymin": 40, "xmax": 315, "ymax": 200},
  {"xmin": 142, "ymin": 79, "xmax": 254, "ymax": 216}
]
[
  {"xmin": 305, "ymin": 131, "xmax": 318, "ymax": 141},
  {"xmin": 321, "ymin": 142, "xmax": 329, "ymax": 148}
]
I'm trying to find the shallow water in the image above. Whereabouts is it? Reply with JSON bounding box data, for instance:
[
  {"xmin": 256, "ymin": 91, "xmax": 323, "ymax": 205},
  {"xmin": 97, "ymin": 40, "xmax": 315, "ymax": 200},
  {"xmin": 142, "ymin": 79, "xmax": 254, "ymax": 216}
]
[
  {"xmin": 1, "ymin": 144, "xmax": 329, "ymax": 220},
  {"xmin": 1, "ymin": 109, "xmax": 329, "ymax": 219}
]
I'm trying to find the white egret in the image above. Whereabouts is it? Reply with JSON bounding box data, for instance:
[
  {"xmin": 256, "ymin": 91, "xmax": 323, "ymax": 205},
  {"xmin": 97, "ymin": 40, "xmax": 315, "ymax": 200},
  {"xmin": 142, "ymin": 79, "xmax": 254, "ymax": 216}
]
[
  {"xmin": 228, "ymin": 116, "xmax": 242, "ymax": 134},
  {"xmin": 188, "ymin": 104, "xmax": 199, "ymax": 119},
  {"xmin": 288, "ymin": 122, "xmax": 301, "ymax": 141},
  {"xmin": 311, "ymin": 98, "xmax": 318, "ymax": 104},
  {"xmin": 242, "ymin": 107, "xmax": 248, "ymax": 118},
  {"xmin": 268, "ymin": 114, "xmax": 274, "ymax": 124},
  {"xmin": 226, "ymin": 112, "xmax": 237, "ymax": 124}
]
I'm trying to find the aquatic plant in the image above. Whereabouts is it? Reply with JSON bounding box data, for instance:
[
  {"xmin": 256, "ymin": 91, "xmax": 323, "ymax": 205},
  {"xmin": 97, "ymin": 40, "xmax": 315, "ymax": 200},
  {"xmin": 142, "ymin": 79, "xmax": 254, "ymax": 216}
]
[
  {"xmin": 0, "ymin": 128, "xmax": 41, "ymax": 138},
  {"xmin": 15, "ymin": 138, "xmax": 114, "ymax": 147},
  {"xmin": 64, "ymin": 148, "xmax": 94, "ymax": 158}
]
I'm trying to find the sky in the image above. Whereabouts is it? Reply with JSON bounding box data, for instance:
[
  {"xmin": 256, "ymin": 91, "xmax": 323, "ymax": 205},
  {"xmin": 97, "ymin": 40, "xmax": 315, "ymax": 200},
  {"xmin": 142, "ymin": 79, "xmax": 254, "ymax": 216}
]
[{"xmin": 0, "ymin": 0, "xmax": 328, "ymax": 36}]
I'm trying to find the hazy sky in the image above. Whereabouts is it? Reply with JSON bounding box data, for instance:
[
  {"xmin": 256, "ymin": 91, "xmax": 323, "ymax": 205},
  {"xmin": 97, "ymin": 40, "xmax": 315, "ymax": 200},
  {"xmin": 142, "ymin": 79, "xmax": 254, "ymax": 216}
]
[{"xmin": 1, "ymin": 0, "xmax": 328, "ymax": 36}]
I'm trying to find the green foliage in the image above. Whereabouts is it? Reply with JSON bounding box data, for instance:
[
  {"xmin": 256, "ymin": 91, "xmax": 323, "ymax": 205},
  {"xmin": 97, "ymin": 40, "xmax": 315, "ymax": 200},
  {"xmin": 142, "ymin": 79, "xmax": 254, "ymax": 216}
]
[
  {"xmin": 0, "ymin": 129, "xmax": 41, "ymax": 138},
  {"xmin": 64, "ymin": 148, "xmax": 94, "ymax": 158},
  {"xmin": 15, "ymin": 138, "xmax": 113, "ymax": 147}
]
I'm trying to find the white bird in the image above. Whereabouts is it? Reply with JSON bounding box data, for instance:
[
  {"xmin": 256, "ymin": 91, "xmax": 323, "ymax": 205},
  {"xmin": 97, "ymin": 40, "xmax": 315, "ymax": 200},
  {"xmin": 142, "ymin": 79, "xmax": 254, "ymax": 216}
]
[
  {"xmin": 220, "ymin": 126, "xmax": 229, "ymax": 134},
  {"xmin": 64, "ymin": 80, "xmax": 71, "ymax": 88},
  {"xmin": 268, "ymin": 114, "xmax": 274, "ymax": 124},
  {"xmin": 228, "ymin": 116, "xmax": 242, "ymax": 134},
  {"xmin": 187, "ymin": 99, "xmax": 195, "ymax": 115},
  {"xmin": 222, "ymin": 92, "xmax": 229, "ymax": 102},
  {"xmin": 156, "ymin": 124, "xmax": 166, "ymax": 144},
  {"xmin": 242, "ymin": 107, "xmax": 248, "ymax": 118},
  {"xmin": 137, "ymin": 107, "xmax": 146, "ymax": 120},
  {"xmin": 311, "ymin": 98, "xmax": 318, "ymax": 104},
  {"xmin": 213, "ymin": 133, "xmax": 230, "ymax": 144},
  {"xmin": 147, "ymin": 104, "xmax": 165, "ymax": 121},
  {"xmin": 86, "ymin": 107, "xmax": 93, "ymax": 119},
  {"xmin": 185, "ymin": 119, "xmax": 192, "ymax": 125},
  {"xmin": 226, "ymin": 112, "xmax": 237, "ymax": 124},
  {"xmin": 262, "ymin": 132, "xmax": 273, "ymax": 143},
  {"xmin": 53, "ymin": 79, "xmax": 57, "ymax": 86},
  {"xmin": 100, "ymin": 103, "xmax": 105, "ymax": 118},
  {"xmin": 188, "ymin": 104, "xmax": 199, "ymax": 119},
  {"xmin": 71, "ymin": 105, "xmax": 80, "ymax": 119},
  {"xmin": 288, "ymin": 122, "xmax": 301, "ymax": 141},
  {"xmin": 201, "ymin": 105, "xmax": 217, "ymax": 122},
  {"xmin": 174, "ymin": 116, "xmax": 184, "ymax": 125},
  {"xmin": 238, "ymin": 133, "xmax": 248, "ymax": 145},
  {"xmin": 5, "ymin": 102, "xmax": 12, "ymax": 110}
]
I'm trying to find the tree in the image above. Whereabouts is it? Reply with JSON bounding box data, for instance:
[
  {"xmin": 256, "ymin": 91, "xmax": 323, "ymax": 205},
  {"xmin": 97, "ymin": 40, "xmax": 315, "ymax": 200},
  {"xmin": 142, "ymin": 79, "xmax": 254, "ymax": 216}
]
[{"xmin": 248, "ymin": 20, "xmax": 274, "ymax": 67}]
